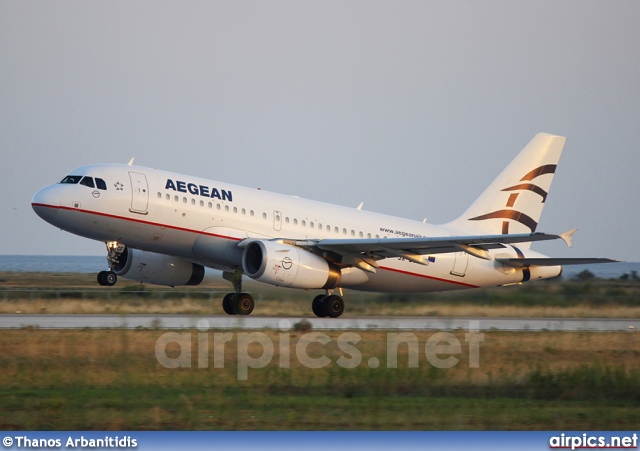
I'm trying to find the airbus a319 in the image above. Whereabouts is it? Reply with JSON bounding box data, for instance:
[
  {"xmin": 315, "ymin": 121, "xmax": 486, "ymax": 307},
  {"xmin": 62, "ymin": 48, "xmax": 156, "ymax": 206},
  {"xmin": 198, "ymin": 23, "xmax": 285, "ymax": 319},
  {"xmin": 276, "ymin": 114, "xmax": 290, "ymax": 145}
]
[{"xmin": 31, "ymin": 133, "xmax": 615, "ymax": 318}]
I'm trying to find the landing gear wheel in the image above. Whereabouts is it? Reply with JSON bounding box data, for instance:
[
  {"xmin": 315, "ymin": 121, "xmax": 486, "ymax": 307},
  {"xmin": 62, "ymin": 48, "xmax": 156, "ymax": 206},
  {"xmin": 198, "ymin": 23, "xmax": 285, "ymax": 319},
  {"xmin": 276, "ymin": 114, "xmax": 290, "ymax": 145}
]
[
  {"xmin": 232, "ymin": 293, "xmax": 254, "ymax": 315},
  {"xmin": 222, "ymin": 293, "xmax": 236, "ymax": 315},
  {"xmin": 97, "ymin": 271, "xmax": 117, "ymax": 287},
  {"xmin": 105, "ymin": 271, "xmax": 117, "ymax": 286},
  {"xmin": 312, "ymin": 295, "xmax": 328, "ymax": 318},
  {"xmin": 324, "ymin": 295, "xmax": 345, "ymax": 318}
]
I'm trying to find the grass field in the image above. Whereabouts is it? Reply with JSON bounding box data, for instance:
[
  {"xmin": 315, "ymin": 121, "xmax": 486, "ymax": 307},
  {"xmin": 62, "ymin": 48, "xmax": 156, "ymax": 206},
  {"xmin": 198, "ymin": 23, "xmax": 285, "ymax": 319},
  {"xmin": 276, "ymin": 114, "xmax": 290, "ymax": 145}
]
[{"xmin": 0, "ymin": 328, "xmax": 639, "ymax": 430}]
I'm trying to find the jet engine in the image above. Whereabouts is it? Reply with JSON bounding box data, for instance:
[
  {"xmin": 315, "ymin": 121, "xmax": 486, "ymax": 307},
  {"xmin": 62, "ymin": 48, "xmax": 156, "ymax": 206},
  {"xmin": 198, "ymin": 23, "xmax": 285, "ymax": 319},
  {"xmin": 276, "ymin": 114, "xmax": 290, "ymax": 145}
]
[
  {"xmin": 242, "ymin": 240, "xmax": 340, "ymax": 289},
  {"xmin": 112, "ymin": 247, "xmax": 205, "ymax": 287}
]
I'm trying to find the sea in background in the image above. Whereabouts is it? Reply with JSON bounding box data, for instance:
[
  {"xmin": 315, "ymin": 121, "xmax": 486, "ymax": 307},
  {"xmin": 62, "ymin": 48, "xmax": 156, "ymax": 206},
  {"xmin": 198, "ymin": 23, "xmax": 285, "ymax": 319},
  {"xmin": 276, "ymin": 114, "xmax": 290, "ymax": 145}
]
[
  {"xmin": 0, "ymin": 255, "xmax": 106, "ymax": 273},
  {"xmin": 1, "ymin": 255, "xmax": 638, "ymax": 280}
]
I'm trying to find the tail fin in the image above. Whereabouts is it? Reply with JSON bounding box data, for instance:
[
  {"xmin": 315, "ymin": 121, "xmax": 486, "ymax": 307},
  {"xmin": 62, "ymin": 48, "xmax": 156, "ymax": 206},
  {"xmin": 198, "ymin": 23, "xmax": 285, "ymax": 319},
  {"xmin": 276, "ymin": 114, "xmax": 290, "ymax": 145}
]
[{"xmin": 446, "ymin": 133, "xmax": 566, "ymax": 248}]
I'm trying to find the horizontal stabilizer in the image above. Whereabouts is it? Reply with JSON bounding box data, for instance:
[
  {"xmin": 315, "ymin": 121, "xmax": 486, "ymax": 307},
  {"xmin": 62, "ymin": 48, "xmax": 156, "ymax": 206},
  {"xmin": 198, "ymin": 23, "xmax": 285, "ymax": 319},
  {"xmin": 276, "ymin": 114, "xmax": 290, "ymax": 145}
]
[{"xmin": 496, "ymin": 257, "xmax": 619, "ymax": 268}]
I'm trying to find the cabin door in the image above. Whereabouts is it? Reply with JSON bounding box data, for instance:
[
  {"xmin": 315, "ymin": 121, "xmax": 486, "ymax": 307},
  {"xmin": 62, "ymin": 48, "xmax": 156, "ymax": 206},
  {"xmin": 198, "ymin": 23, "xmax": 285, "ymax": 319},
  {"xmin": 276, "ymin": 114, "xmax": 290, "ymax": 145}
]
[{"xmin": 129, "ymin": 172, "xmax": 149, "ymax": 214}]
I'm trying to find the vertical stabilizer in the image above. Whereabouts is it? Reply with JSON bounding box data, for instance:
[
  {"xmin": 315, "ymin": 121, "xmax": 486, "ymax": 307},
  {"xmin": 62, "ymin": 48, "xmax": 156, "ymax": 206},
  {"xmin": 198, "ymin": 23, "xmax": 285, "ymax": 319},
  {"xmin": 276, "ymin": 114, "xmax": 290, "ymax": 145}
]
[{"xmin": 446, "ymin": 133, "xmax": 566, "ymax": 248}]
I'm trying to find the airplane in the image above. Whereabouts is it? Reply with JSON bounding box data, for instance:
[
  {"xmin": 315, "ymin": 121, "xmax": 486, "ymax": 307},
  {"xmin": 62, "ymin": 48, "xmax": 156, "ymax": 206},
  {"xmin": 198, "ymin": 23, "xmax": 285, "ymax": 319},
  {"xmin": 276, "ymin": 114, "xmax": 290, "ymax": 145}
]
[{"xmin": 31, "ymin": 133, "xmax": 615, "ymax": 318}]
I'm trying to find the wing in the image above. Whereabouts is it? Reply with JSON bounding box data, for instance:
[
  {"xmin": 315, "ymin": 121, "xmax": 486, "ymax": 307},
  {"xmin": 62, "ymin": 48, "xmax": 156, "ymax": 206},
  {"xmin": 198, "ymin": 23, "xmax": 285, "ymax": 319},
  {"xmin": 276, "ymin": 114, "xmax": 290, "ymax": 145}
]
[{"xmin": 286, "ymin": 231, "xmax": 576, "ymax": 272}]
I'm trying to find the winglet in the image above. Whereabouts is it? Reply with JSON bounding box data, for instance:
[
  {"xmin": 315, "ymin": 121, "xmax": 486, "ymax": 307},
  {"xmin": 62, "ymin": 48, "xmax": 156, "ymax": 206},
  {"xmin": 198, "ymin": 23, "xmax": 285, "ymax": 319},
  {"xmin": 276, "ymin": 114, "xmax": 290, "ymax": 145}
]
[
  {"xmin": 356, "ymin": 202, "xmax": 364, "ymax": 210},
  {"xmin": 127, "ymin": 157, "xmax": 135, "ymax": 166},
  {"xmin": 559, "ymin": 228, "xmax": 578, "ymax": 248}
]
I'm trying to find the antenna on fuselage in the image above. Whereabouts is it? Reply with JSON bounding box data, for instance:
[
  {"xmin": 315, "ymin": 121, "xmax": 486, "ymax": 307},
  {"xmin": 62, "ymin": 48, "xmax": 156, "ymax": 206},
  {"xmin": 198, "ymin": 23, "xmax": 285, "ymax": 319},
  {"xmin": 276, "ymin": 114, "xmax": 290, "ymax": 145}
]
[{"xmin": 127, "ymin": 158, "xmax": 135, "ymax": 166}]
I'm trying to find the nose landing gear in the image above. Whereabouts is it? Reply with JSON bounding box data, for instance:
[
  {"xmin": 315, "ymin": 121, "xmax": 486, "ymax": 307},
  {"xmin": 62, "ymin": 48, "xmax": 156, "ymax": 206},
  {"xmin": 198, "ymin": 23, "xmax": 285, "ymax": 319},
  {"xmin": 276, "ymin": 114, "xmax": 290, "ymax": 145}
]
[
  {"xmin": 97, "ymin": 241, "xmax": 125, "ymax": 287},
  {"xmin": 97, "ymin": 270, "xmax": 117, "ymax": 286}
]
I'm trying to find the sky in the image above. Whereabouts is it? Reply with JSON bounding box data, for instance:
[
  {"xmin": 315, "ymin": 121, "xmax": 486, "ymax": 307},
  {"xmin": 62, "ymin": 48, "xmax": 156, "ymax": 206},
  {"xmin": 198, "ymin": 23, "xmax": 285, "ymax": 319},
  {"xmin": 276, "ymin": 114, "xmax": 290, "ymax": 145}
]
[{"xmin": 1, "ymin": 1, "xmax": 638, "ymax": 261}]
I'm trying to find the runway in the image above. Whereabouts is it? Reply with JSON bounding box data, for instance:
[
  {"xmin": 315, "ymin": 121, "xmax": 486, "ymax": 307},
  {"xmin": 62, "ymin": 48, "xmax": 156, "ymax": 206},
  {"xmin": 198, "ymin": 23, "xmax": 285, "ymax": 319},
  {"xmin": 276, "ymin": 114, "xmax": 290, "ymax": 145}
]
[{"xmin": 0, "ymin": 314, "xmax": 637, "ymax": 331}]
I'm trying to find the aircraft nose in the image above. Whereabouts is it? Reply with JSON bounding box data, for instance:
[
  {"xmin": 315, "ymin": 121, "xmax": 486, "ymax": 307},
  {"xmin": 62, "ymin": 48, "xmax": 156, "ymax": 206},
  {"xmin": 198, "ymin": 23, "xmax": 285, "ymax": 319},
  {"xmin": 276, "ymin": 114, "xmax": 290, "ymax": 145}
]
[{"xmin": 31, "ymin": 185, "xmax": 60, "ymax": 224}]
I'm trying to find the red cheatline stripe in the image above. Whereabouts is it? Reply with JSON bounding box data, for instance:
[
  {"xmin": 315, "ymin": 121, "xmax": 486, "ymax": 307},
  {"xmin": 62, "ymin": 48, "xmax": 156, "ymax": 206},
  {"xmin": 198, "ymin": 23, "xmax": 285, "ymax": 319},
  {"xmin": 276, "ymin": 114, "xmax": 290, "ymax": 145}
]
[
  {"xmin": 31, "ymin": 203, "xmax": 242, "ymax": 241},
  {"xmin": 379, "ymin": 265, "xmax": 479, "ymax": 288}
]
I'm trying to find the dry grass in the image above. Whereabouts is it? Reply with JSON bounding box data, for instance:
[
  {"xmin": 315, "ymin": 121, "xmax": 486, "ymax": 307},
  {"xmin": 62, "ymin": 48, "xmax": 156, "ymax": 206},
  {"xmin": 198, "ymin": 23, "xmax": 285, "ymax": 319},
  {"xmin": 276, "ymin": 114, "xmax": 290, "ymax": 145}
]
[{"xmin": 2, "ymin": 329, "xmax": 639, "ymax": 387}]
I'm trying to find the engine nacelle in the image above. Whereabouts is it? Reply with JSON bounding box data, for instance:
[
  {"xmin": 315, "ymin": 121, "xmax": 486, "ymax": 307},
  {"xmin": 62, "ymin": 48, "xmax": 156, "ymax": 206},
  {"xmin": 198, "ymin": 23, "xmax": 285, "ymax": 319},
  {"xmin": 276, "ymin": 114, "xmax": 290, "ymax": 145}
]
[
  {"xmin": 242, "ymin": 240, "xmax": 340, "ymax": 289},
  {"xmin": 112, "ymin": 247, "xmax": 205, "ymax": 287},
  {"xmin": 528, "ymin": 264, "xmax": 563, "ymax": 281}
]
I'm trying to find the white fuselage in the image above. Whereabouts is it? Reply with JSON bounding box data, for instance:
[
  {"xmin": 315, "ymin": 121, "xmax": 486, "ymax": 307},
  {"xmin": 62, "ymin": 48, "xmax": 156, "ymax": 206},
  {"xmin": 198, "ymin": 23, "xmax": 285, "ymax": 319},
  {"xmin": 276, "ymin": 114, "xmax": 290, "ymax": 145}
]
[{"xmin": 32, "ymin": 163, "xmax": 560, "ymax": 293}]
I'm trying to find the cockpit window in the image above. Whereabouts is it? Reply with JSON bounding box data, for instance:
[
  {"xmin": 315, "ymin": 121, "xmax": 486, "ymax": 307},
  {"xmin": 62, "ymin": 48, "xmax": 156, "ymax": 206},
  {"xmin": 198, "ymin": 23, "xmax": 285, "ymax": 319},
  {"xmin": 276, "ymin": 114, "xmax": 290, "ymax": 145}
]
[
  {"xmin": 79, "ymin": 177, "xmax": 95, "ymax": 188},
  {"xmin": 60, "ymin": 175, "xmax": 108, "ymax": 190},
  {"xmin": 60, "ymin": 175, "xmax": 82, "ymax": 184}
]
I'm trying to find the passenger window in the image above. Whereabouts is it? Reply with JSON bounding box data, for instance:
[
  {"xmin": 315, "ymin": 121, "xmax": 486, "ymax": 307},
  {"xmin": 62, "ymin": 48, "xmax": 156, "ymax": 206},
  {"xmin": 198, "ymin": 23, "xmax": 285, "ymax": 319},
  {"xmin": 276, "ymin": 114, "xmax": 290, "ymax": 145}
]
[
  {"xmin": 60, "ymin": 175, "xmax": 82, "ymax": 184},
  {"xmin": 95, "ymin": 178, "xmax": 107, "ymax": 190},
  {"xmin": 79, "ymin": 177, "xmax": 95, "ymax": 188}
]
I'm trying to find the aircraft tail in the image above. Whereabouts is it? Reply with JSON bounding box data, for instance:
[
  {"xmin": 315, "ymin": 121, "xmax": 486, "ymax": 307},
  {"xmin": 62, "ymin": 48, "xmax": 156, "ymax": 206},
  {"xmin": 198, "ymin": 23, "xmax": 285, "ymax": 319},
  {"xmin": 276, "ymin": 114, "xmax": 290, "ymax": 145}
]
[{"xmin": 446, "ymin": 133, "xmax": 566, "ymax": 248}]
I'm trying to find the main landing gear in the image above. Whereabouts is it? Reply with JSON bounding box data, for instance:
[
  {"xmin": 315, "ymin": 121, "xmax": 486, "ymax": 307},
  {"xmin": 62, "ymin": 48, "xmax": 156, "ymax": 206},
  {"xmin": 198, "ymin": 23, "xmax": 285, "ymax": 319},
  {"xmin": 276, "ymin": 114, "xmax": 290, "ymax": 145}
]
[
  {"xmin": 221, "ymin": 270, "xmax": 255, "ymax": 316},
  {"xmin": 312, "ymin": 293, "xmax": 345, "ymax": 318},
  {"xmin": 222, "ymin": 292, "xmax": 255, "ymax": 315},
  {"xmin": 220, "ymin": 271, "xmax": 346, "ymax": 318}
]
